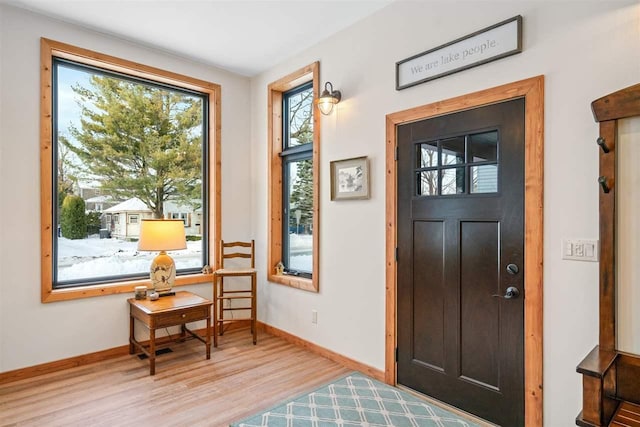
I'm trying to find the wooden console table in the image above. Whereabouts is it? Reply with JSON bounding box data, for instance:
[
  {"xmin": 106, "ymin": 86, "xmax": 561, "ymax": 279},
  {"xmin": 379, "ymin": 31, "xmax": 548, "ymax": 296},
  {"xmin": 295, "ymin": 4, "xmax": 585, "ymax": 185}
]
[{"xmin": 128, "ymin": 291, "xmax": 212, "ymax": 375}]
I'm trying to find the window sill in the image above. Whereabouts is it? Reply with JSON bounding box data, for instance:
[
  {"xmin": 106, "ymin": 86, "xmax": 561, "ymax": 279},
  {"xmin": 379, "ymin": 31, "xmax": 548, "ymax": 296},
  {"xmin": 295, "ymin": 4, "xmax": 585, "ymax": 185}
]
[
  {"xmin": 41, "ymin": 273, "xmax": 215, "ymax": 303},
  {"xmin": 268, "ymin": 273, "xmax": 317, "ymax": 293}
]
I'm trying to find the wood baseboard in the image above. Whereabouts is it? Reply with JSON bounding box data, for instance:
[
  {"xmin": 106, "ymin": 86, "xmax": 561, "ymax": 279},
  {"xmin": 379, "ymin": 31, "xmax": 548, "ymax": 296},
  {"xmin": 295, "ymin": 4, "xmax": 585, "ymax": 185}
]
[
  {"xmin": 257, "ymin": 321, "xmax": 385, "ymax": 382},
  {"xmin": 0, "ymin": 344, "xmax": 130, "ymax": 385},
  {"xmin": 1, "ymin": 321, "xmax": 383, "ymax": 385},
  {"xmin": 0, "ymin": 329, "xmax": 207, "ymax": 385}
]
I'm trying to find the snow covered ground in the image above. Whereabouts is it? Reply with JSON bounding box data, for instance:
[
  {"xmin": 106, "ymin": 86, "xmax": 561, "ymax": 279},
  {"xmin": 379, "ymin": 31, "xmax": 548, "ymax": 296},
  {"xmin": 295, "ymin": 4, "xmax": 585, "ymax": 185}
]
[
  {"xmin": 288, "ymin": 233, "xmax": 312, "ymax": 272},
  {"xmin": 57, "ymin": 233, "xmax": 314, "ymax": 281},
  {"xmin": 57, "ymin": 235, "xmax": 203, "ymax": 281}
]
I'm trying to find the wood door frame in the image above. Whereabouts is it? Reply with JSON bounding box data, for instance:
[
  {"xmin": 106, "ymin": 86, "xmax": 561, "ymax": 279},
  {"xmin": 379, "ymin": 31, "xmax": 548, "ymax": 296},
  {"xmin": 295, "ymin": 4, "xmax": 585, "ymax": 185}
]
[{"xmin": 385, "ymin": 76, "xmax": 544, "ymax": 426}]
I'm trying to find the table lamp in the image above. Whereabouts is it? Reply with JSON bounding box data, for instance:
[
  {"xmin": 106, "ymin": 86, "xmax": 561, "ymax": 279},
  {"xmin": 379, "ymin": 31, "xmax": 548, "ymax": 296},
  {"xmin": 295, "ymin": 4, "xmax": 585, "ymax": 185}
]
[{"xmin": 137, "ymin": 219, "xmax": 187, "ymax": 296}]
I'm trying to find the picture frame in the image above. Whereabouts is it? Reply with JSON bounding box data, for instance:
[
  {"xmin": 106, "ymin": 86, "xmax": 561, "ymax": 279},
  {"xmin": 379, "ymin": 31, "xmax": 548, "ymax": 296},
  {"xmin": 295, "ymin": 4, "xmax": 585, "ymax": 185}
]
[{"xmin": 330, "ymin": 156, "xmax": 370, "ymax": 201}]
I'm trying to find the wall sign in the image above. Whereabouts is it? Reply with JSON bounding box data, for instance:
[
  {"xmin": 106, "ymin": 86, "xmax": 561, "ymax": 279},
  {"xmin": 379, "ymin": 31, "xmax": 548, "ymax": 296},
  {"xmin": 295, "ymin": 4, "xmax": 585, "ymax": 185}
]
[{"xmin": 396, "ymin": 16, "xmax": 522, "ymax": 90}]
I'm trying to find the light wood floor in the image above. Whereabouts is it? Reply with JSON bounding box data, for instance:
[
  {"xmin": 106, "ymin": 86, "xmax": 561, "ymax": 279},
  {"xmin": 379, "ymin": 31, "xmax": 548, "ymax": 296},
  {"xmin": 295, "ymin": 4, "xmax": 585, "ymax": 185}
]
[{"xmin": 0, "ymin": 328, "xmax": 351, "ymax": 427}]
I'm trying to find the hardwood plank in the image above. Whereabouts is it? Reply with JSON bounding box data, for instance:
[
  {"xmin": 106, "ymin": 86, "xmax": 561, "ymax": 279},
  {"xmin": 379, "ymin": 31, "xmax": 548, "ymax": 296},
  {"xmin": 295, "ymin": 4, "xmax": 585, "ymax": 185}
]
[
  {"xmin": 0, "ymin": 328, "xmax": 351, "ymax": 427},
  {"xmin": 259, "ymin": 322, "xmax": 384, "ymax": 382}
]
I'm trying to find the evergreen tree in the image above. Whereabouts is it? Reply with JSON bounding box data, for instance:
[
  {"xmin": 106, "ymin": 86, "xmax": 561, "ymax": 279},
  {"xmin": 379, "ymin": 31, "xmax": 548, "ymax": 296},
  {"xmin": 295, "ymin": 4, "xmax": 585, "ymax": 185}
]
[
  {"xmin": 288, "ymin": 95, "xmax": 313, "ymax": 233},
  {"xmin": 289, "ymin": 159, "xmax": 313, "ymax": 232},
  {"xmin": 64, "ymin": 75, "xmax": 203, "ymax": 218},
  {"xmin": 61, "ymin": 195, "xmax": 86, "ymax": 239}
]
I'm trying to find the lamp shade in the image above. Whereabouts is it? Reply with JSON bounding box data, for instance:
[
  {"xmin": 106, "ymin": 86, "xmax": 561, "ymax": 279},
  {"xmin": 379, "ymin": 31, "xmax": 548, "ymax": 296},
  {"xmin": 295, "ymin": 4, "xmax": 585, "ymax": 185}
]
[{"xmin": 137, "ymin": 219, "xmax": 187, "ymax": 251}]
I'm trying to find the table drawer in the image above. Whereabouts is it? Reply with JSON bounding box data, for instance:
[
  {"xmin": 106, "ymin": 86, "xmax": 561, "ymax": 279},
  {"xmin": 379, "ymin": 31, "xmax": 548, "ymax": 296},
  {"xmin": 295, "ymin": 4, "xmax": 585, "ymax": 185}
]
[{"xmin": 153, "ymin": 305, "xmax": 210, "ymax": 328}]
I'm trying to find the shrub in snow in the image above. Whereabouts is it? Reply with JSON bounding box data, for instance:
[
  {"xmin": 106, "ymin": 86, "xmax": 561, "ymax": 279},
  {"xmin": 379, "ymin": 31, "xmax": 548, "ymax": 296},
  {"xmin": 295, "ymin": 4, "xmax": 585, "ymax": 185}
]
[
  {"xmin": 86, "ymin": 211, "xmax": 102, "ymax": 235},
  {"xmin": 61, "ymin": 195, "xmax": 87, "ymax": 239}
]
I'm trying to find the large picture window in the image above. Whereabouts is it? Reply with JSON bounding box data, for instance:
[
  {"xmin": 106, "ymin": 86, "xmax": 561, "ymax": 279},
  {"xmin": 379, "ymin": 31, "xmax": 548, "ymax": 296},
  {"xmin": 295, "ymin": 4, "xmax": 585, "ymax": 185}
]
[
  {"xmin": 267, "ymin": 62, "xmax": 319, "ymax": 292},
  {"xmin": 41, "ymin": 39, "xmax": 221, "ymax": 302}
]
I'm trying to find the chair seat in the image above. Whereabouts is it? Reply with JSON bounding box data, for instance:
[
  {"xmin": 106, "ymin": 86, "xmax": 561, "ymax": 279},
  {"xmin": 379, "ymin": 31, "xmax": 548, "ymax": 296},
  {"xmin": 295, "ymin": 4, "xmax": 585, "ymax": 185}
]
[{"xmin": 214, "ymin": 268, "xmax": 256, "ymax": 276}]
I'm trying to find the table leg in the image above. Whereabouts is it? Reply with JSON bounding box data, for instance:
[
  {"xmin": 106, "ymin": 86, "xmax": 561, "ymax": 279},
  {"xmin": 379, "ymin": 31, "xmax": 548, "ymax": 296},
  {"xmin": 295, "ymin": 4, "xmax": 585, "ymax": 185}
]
[
  {"xmin": 180, "ymin": 324, "xmax": 187, "ymax": 341},
  {"xmin": 206, "ymin": 314, "xmax": 211, "ymax": 360},
  {"xmin": 129, "ymin": 315, "xmax": 135, "ymax": 354},
  {"xmin": 149, "ymin": 328, "xmax": 156, "ymax": 376}
]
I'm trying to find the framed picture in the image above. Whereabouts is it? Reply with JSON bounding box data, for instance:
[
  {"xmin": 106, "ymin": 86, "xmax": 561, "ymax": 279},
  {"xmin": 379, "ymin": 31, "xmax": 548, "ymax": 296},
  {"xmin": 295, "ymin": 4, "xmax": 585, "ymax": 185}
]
[{"xmin": 330, "ymin": 156, "xmax": 370, "ymax": 201}]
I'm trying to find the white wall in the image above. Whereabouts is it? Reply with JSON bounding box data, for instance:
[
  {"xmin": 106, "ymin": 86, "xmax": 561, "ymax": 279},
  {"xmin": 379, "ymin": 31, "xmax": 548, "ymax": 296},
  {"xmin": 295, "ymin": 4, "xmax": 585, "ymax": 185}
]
[
  {"xmin": 0, "ymin": 4, "xmax": 4, "ymax": 373},
  {"xmin": 0, "ymin": 5, "xmax": 252, "ymax": 372},
  {"xmin": 250, "ymin": 1, "xmax": 640, "ymax": 426}
]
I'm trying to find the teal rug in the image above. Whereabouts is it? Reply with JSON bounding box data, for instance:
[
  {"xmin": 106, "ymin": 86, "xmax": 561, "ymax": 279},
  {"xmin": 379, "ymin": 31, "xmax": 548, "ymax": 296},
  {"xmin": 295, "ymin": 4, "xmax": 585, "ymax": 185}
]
[{"xmin": 231, "ymin": 373, "xmax": 482, "ymax": 426}]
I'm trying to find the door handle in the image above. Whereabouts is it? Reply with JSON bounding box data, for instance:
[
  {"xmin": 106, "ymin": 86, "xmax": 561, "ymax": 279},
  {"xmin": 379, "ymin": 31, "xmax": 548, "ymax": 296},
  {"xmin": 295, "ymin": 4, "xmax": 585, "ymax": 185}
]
[{"xmin": 492, "ymin": 286, "xmax": 520, "ymax": 299}]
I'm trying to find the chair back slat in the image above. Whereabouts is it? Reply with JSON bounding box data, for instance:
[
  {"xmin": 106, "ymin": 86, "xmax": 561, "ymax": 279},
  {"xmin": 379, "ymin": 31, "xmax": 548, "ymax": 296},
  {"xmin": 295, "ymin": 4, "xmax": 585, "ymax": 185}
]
[
  {"xmin": 219, "ymin": 239, "xmax": 255, "ymax": 268},
  {"xmin": 224, "ymin": 253, "xmax": 252, "ymax": 259},
  {"xmin": 222, "ymin": 241, "xmax": 253, "ymax": 248}
]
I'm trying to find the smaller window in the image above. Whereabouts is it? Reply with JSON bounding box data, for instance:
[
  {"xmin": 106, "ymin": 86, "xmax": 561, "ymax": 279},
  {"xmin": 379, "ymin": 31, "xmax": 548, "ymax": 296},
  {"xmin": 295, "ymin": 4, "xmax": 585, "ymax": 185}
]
[
  {"xmin": 129, "ymin": 214, "xmax": 139, "ymax": 224},
  {"xmin": 171, "ymin": 212, "xmax": 188, "ymax": 225},
  {"xmin": 114, "ymin": 214, "xmax": 120, "ymax": 224},
  {"xmin": 281, "ymin": 82, "xmax": 314, "ymax": 279},
  {"xmin": 267, "ymin": 62, "xmax": 319, "ymax": 292}
]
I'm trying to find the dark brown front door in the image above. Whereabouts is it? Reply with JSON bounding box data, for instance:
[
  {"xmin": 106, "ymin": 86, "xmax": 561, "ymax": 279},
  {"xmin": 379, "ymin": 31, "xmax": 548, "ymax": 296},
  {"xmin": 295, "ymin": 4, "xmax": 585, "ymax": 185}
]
[{"xmin": 397, "ymin": 98, "xmax": 525, "ymax": 426}]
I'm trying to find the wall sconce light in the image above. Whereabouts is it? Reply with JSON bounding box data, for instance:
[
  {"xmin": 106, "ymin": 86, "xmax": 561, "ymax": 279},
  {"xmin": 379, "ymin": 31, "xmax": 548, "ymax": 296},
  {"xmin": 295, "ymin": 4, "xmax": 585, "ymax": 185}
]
[{"xmin": 316, "ymin": 81, "xmax": 341, "ymax": 115}]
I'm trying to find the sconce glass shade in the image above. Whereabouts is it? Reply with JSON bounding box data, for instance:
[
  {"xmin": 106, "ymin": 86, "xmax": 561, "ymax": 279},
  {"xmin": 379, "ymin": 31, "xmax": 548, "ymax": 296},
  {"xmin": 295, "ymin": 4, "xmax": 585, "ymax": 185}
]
[
  {"xmin": 137, "ymin": 219, "xmax": 187, "ymax": 295},
  {"xmin": 316, "ymin": 82, "xmax": 341, "ymax": 115}
]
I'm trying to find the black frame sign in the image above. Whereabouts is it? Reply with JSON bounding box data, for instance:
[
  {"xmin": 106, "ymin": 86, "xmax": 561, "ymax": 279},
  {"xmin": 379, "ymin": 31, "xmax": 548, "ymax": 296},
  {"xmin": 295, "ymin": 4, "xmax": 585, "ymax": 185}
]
[{"xmin": 396, "ymin": 15, "xmax": 523, "ymax": 90}]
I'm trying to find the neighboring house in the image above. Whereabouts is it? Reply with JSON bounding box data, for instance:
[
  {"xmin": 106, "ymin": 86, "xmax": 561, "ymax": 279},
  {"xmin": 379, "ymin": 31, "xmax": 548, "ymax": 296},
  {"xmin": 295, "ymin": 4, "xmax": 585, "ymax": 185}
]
[
  {"xmin": 102, "ymin": 197, "xmax": 153, "ymax": 240},
  {"xmin": 163, "ymin": 200, "xmax": 203, "ymax": 237},
  {"xmin": 74, "ymin": 181, "xmax": 102, "ymax": 201},
  {"xmin": 84, "ymin": 195, "xmax": 117, "ymax": 212},
  {"xmin": 102, "ymin": 197, "xmax": 203, "ymax": 240}
]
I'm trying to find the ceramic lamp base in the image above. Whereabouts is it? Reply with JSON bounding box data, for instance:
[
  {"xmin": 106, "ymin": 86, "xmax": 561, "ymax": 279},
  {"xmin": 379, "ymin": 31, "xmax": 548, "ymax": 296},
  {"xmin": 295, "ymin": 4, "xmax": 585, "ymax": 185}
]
[{"xmin": 150, "ymin": 251, "xmax": 176, "ymax": 294}]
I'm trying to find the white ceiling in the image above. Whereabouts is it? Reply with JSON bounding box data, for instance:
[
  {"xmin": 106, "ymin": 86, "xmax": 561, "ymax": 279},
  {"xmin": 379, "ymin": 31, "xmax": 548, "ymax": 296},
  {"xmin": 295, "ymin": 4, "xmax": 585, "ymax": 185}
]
[{"xmin": 2, "ymin": 0, "xmax": 392, "ymax": 76}]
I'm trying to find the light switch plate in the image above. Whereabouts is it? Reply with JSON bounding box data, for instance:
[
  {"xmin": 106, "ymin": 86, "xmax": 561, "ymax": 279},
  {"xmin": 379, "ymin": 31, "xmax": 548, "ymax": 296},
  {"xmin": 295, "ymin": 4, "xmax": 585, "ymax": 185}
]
[{"xmin": 562, "ymin": 239, "xmax": 599, "ymax": 262}]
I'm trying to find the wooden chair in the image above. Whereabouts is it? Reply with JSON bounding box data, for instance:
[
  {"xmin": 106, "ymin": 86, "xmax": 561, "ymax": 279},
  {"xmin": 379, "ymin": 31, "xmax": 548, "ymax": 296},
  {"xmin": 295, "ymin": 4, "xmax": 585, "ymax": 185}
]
[{"xmin": 213, "ymin": 240, "xmax": 256, "ymax": 347}]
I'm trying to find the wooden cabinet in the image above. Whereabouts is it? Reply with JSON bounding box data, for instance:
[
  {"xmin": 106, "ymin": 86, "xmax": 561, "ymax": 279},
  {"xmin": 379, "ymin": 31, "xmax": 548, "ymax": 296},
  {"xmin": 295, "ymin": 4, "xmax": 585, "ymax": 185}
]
[{"xmin": 576, "ymin": 83, "xmax": 640, "ymax": 426}]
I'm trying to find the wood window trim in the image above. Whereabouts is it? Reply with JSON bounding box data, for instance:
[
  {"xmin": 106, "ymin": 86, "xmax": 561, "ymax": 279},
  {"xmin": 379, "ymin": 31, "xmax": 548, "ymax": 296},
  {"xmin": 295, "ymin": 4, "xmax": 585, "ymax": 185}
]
[
  {"xmin": 267, "ymin": 62, "xmax": 320, "ymax": 292},
  {"xmin": 385, "ymin": 76, "xmax": 544, "ymax": 426},
  {"xmin": 40, "ymin": 38, "xmax": 221, "ymax": 303}
]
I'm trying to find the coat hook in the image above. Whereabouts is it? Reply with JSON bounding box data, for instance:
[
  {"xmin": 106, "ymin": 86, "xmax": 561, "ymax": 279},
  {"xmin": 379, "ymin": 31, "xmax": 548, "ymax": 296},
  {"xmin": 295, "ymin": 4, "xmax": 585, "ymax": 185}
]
[
  {"xmin": 597, "ymin": 137, "xmax": 610, "ymax": 153},
  {"xmin": 598, "ymin": 176, "xmax": 610, "ymax": 193}
]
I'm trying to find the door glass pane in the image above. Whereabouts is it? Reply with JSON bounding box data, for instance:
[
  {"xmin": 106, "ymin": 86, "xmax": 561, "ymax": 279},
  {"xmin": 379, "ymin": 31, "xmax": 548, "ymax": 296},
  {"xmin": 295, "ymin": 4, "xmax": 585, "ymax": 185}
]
[
  {"xmin": 469, "ymin": 131, "xmax": 498, "ymax": 162},
  {"xmin": 418, "ymin": 142, "xmax": 438, "ymax": 168},
  {"xmin": 471, "ymin": 165, "xmax": 498, "ymax": 193},
  {"xmin": 441, "ymin": 136, "xmax": 465, "ymax": 165},
  {"xmin": 417, "ymin": 171, "xmax": 438, "ymax": 196},
  {"xmin": 441, "ymin": 167, "xmax": 465, "ymax": 195},
  {"xmin": 285, "ymin": 158, "xmax": 313, "ymax": 273}
]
